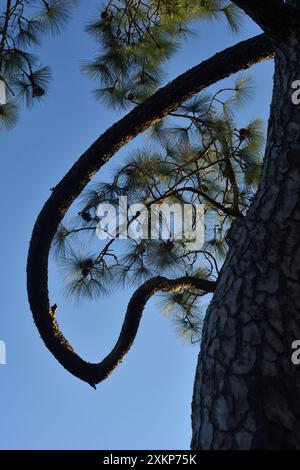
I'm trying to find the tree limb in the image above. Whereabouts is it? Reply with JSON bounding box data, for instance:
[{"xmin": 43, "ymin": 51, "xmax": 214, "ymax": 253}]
[
  {"xmin": 27, "ymin": 33, "xmax": 274, "ymax": 386},
  {"xmin": 174, "ymin": 187, "xmax": 242, "ymax": 217}
]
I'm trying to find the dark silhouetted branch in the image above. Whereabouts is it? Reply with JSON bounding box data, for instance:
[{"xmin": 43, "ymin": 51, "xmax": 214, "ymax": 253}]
[{"xmin": 27, "ymin": 33, "xmax": 274, "ymax": 386}]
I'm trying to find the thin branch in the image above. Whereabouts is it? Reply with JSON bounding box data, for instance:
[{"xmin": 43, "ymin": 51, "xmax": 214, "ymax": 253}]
[{"xmin": 87, "ymin": 276, "xmax": 216, "ymax": 387}]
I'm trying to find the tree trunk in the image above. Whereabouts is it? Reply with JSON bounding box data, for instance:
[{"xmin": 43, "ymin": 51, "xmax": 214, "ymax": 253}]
[{"xmin": 191, "ymin": 31, "xmax": 300, "ymax": 450}]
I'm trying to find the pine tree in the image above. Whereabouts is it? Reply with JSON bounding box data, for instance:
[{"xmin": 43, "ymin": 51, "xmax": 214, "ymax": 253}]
[
  {"xmin": 0, "ymin": 0, "xmax": 77, "ymax": 130},
  {"xmin": 26, "ymin": 0, "xmax": 300, "ymax": 449}
]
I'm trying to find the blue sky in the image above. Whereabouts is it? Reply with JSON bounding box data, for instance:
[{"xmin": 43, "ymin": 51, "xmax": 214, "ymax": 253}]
[{"xmin": 0, "ymin": 1, "xmax": 274, "ymax": 450}]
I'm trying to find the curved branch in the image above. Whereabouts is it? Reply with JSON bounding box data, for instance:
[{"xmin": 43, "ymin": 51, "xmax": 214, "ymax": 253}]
[
  {"xmin": 232, "ymin": 0, "xmax": 300, "ymax": 39},
  {"xmin": 27, "ymin": 33, "xmax": 274, "ymax": 387},
  {"xmin": 89, "ymin": 276, "xmax": 216, "ymax": 388},
  {"xmin": 174, "ymin": 187, "xmax": 242, "ymax": 217}
]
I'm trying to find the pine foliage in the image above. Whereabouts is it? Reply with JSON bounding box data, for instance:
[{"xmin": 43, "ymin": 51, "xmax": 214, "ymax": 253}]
[{"xmin": 0, "ymin": 0, "xmax": 77, "ymax": 130}]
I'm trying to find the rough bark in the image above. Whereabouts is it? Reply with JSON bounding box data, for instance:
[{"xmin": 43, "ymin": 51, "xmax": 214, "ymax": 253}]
[
  {"xmin": 26, "ymin": 35, "xmax": 273, "ymax": 387},
  {"xmin": 191, "ymin": 31, "xmax": 300, "ymax": 450}
]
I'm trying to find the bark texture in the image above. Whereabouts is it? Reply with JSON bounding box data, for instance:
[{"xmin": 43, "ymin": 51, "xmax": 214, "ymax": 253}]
[{"xmin": 192, "ymin": 31, "xmax": 300, "ymax": 450}]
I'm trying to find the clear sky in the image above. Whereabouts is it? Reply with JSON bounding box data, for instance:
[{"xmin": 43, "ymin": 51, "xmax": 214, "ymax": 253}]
[{"xmin": 0, "ymin": 1, "xmax": 274, "ymax": 450}]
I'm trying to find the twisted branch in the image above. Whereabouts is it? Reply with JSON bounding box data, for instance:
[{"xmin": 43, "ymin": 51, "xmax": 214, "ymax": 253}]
[{"xmin": 27, "ymin": 33, "xmax": 274, "ymax": 387}]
